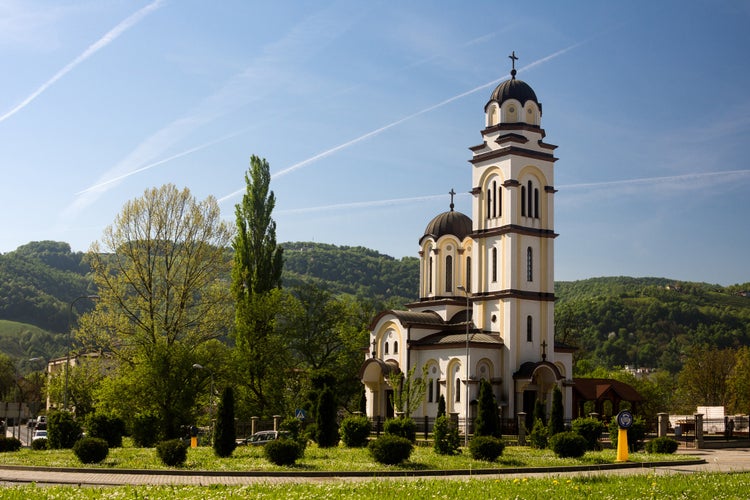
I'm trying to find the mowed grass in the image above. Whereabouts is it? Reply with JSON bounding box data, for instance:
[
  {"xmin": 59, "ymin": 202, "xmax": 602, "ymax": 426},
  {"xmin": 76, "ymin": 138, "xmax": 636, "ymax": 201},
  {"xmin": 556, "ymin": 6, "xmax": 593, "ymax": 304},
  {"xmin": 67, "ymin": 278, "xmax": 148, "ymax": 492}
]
[
  {"xmin": 1, "ymin": 473, "xmax": 750, "ymax": 499},
  {"xmin": 0, "ymin": 440, "xmax": 693, "ymax": 472}
]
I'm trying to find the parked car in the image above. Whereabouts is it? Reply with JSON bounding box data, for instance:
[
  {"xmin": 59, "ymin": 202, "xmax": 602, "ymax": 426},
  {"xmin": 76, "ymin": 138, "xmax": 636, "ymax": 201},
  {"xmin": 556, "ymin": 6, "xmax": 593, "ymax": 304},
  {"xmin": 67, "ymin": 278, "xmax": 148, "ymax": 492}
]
[
  {"xmin": 238, "ymin": 430, "xmax": 289, "ymax": 446},
  {"xmin": 32, "ymin": 430, "xmax": 47, "ymax": 441}
]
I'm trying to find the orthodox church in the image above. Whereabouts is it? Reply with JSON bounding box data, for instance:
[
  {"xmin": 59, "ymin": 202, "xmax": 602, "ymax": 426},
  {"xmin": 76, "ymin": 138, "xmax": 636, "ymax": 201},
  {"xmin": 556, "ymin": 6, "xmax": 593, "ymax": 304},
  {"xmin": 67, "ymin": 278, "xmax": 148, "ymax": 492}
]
[{"xmin": 360, "ymin": 54, "xmax": 574, "ymax": 428}]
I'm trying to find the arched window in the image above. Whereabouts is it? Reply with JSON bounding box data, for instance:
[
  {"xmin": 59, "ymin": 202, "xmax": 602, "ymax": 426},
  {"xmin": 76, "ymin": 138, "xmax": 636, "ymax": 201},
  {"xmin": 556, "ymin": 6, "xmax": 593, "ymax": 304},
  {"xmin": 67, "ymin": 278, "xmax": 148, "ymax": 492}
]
[
  {"xmin": 445, "ymin": 255, "xmax": 453, "ymax": 292},
  {"xmin": 384, "ymin": 342, "xmax": 389, "ymax": 354},
  {"xmin": 527, "ymin": 181, "xmax": 533, "ymax": 217},
  {"xmin": 492, "ymin": 248, "xmax": 498, "ymax": 282},
  {"xmin": 466, "ymin": 256, "xmax": 472, "ymax": 292},
  {"xmin": 527, "ymin": 247, "xmax": 533, "ymax": 282},
  {"xmin": 394, "ymin": 341, "xmax": 398, "ymax": 354},
  {"xmin": 455, "ymin": 377, "xmax": 461, "ymax": 402},
  {"xmin": 534, "ymin": 188, "xmax": 539, "ymax": 219},
  {"xmin": 492, "ymin": 180, "xmax": 498, "ymax": 218},
  {"xmin": 521, "ymin": 186, "xmax": 526, "ymax": 216},
  {"xmin": 498, "ymin": 184, "xmax": 502, "ymax": 217},
  {"xmin": 486, "ymin": 188, "xmax": 492, "ymax": 219},
  {"xmin": 428, "ymin": 257, "xmax": 433, "ymax": 293},
  {"xmin": 527, "ymin": 315, "xmax": 533, "ymax": 342},
  {"xmin": 428, "ymin": 378, "xmax": 434, "ymax": 402}
]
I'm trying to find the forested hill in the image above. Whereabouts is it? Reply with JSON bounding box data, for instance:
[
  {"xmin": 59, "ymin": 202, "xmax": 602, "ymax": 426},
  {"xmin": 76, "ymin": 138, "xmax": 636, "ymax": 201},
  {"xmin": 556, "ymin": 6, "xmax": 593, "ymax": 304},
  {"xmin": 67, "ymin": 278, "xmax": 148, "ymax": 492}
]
[{"xmin": 1, "ymin": 240, "xmax": 749, "ymax": 374}]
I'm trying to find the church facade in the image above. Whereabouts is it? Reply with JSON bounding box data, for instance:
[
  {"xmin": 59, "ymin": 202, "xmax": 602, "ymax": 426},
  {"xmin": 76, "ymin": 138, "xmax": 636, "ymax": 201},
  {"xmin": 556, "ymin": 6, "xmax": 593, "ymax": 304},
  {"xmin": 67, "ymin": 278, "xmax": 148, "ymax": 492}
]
[{"xmin": 360, "ymin": 58, "xmax": 574, "ymax": 429}]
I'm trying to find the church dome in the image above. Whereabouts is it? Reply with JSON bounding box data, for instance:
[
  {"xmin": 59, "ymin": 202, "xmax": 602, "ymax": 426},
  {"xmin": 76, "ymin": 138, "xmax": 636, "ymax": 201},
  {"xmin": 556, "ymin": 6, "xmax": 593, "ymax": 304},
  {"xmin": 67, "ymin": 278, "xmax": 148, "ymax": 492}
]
[
  {"xmin": 488, "ymin": 76, "xmax": 538, "ymax": 107},
  {"xmin": 422, "ymin": 208, "xmax": 472, "ymax": 241}
]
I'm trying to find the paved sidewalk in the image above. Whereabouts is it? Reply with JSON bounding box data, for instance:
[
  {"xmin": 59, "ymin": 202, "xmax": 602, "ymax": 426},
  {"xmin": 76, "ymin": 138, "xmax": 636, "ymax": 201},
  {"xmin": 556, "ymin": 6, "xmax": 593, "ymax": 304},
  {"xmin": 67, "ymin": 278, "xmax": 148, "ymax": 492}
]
[{"xmin": 1, "ymin": 449, "xmax": 749, "ymax": 486}]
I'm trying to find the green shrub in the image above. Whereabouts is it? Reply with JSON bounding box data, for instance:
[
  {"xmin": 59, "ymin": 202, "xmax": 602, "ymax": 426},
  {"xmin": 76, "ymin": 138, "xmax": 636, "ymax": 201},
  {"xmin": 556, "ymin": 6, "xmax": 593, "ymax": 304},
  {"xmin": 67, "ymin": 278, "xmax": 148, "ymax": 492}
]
[
  {"xmin": 549, "ymin": 431, "xmax": 588, "ymax": 458},
  {"xmin": 528, "ymin": 418, "xmax": 548, "ymax": 449},
  {"xmin": 213, "ymin": 387, "xmax": 237, "ymax": 458},
  {"xmin": 131, "ymin": 412, "xmax": 161, "ymax": 448},
  {"xmin": 86, "ymin": 413, "xmax": 126, "ymax": 448},
  {"xmin": 384, "ymin": 417, "xmax": 416, "ymax": 442},
  {"xmin": 468, "ymin": 436, "xmax": 505, "ymax": 462},
  {"xmin": 0, "ymin": 437, "xmax": 22, "ymax": 452},
  {"xmin": 280, "ymin": 417, "xmax": 308, "ymax": 452},
  {"xmin": 30, "ymin": 438, "xmax": 48, "ymax": 450},
  {"xmin": 571, "ymin": 417, "xmax": 604, "ymax": 450},
  {"xmin": 47, "ymin": 411, "xmax": 82, "ymax": 449},
  {"xmin": 156, "ymin": 439, "xmax": 188, "ymax": 467},
  {"xmin": 315, "ymin": 386, "xmax": 340, "ymax": 448},
  {"xmin": 73, "ymin": 437, "xmax": 109, "ymax": 464},
  {"xmin": 340, "ymin": 415, "xmax": 371, "ymax": 448},
  {"xmin": 368, "ymin": 434, "xmax": 413, "ymax": 465},
  {"xmin": 433, "ymin": 415, "xmax": 461, "ymax": 455},
  {"xmin": 264, "ymin": 438, "xmax": 304, "ymax": 466},
  {"xmin": 645, "ymin": 436, "xmax": 679, "ymax": 454}
]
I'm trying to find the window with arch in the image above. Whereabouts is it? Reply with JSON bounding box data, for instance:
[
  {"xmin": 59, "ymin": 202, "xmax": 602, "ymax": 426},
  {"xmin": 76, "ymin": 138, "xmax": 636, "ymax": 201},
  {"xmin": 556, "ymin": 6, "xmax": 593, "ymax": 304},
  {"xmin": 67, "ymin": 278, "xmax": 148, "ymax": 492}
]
[
  {"xmin": 445, "ymin": 255, "xmax": 453, "ymax": 292},
  {"xmin": 527, "ymin": 315, "xmax": 533, "ymax": 342},
  {"xmin": 486, "ymin": 188, "xmax": 492, "ymax": 219},
  {"xmin": 455, "ymin": 377, "xmax": 461, "ymax": 402},
  {"xmin": 428, "ymin": 257, "xmax": 433, "ymax": 293},
  {"xmin": 428, "ymin": 378, "xmax": 434, "ymax": 402},
  {"xmin": 384, "ymin": 341, "xmax": 389, "ymax": 354},
  {"xmin": 393, "ymin": 341, "xmax": 398, "ymax": 354},
  {"xmin": 527, "ymin": 181, "xmax": 533, "ymax": 217},
  {"xmin": 534, "ymin": 188, "xmax": 539, "ymax": 219},
  {"xmin": 466, "ymin": 256, "xmax": 472, "ymax": 292},
  {"xmin": 521, "ymin": 185, "xmax": 526, "ymax": 216},
  {"xmin": 527, "ymin": 247, "xmax": 533, "ymax": 282},
  {"xmin": 491, "ymin": 248, "xmax": 498, "ymax": 282}
]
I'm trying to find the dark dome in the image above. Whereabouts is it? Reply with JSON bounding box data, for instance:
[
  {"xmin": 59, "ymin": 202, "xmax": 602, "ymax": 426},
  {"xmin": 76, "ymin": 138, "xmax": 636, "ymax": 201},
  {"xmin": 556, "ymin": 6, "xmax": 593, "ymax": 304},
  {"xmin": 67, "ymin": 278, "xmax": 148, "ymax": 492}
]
[
  {"xmin": 422, "ymin": 209, "xmax": 472, "ymax": 241},
  {"xmin": 488, "ymin": 77, "xmax": 539, "ymax": 108}
]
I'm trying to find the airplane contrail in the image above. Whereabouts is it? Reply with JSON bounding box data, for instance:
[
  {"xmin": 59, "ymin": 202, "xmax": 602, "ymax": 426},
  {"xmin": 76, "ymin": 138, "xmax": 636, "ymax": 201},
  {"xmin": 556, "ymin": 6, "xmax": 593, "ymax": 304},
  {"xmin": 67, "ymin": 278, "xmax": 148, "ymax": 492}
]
[
  {"xmin": 218, "ymin": 42, "xmax": 584, "ymax": 204},
  {"xmin": 0, "ymin": 0, "xmax": 164, "ymax": 124}
]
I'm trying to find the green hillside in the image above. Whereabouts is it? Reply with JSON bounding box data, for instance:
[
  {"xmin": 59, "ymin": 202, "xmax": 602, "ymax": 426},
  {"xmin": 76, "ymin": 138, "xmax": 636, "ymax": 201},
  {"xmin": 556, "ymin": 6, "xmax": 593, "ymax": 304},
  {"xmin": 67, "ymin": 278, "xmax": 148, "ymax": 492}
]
[{"xmin": 0, "ymin": 240, "xmax": 748, "ymax": 375}]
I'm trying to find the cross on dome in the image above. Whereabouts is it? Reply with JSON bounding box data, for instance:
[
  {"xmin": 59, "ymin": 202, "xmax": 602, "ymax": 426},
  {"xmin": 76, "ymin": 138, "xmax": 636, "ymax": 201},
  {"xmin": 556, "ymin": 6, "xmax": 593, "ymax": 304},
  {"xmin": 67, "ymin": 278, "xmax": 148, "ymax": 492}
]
[
  {"xmin": 509, "ymin": 51, "xmax": 518, "ymax": 79},
  {"xmin": 449, "ymin": 188, "xmax": 456, "ymax": 211}
]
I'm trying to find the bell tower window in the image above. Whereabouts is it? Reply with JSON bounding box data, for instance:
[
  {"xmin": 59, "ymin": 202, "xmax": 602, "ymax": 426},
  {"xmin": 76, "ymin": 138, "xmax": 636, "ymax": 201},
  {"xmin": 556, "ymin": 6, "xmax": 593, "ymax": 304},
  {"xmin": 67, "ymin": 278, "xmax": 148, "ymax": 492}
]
[
  {"xmin": 527, "ymin": 180, "xmax": 533, "ymax": 217},
  {"xmin": 466, "ymin": 256, "xmax": 472, "ymax": 292},
  {"xmin": 521, "ymin": 186, "xmax": 526, "ymax": 216},
  {"xmin": 527, "ymin": 315, "xmax": 533, "ymax": 342},
  {"xmin": 445, "ymin": 255, "xmax": 453, "ymax": 292},
  {"xmin": 492, "ymin": 248, "xmax": 498, "ymax": 282},
  {"xmin": 527, "ymin": 247, "xmax": 533, "ymax": 282}
]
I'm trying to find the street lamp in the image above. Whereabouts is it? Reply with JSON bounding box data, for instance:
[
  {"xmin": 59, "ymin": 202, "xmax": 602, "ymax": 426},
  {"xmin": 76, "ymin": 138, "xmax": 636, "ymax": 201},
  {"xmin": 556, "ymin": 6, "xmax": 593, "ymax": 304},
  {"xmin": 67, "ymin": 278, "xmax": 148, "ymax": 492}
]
[
  {"xmin": 193, "ymin": 363, "xmax": 215, "ymax": 441},
  {"xmin": 457, "ymin": 284, "xmax": 471, "ymax": 446},
  {"xmin": 64, "ymin": 295, "xmax": 99, "ymax": 411}
]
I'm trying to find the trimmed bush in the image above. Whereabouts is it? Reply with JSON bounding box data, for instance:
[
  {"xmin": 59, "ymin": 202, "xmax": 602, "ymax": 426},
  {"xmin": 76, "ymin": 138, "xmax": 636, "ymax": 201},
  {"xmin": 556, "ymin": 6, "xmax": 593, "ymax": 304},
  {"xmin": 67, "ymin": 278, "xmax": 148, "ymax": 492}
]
[
  {"xmin": 433, "ymin": 415, "xmax": 461, "ymax": 455},
  {"xmin": 0, "ymin": 437, "xmax": 22, "ymax": 452},
  {"xmin": 340, "ymin": 415, "xmax": 371, "ymax": 448},
  {"xmin": 264, "ymin": 438, "xmax": 303, "ymax": 466},
  {"xmin": 368, "ymin": 434, "xmax": 413, "ymax": 465},
  {"xmin": 474, "ymin": 379, "xmax": 501, "ymax": 438},
  {"xmin": 73, "ymin": 437, "xmax": 109, "ymax": 464},
  {"xmin": 131, "ymin": 412, "xmax": 161, "ymax": 448},
  {"xmin": 47, "ymin": 411, "xmax": 82, "ymax": 449},
  {"xmin": 571, "ymin": 417, "xmax": 604, "ymax": 451},
  {"xmin": 86, "ymin": 413, "xmax": 126, "ymax": 448},
  {"xmin": 468, "ymin": 436, "xmax": 505, "ymax": 462},
  {"xmin": 315, "ymin": 386, "xmax": 340, "ymax": 448},
  {"xmin": 156, "ymin": 439, "xmax": 188, "ymax": 467},
  {"xmin": 528, "ymin": 418, "xmax": 548, "ymax": 449},
  {"xmin": 549, "ymin": 431, "xmax": 587, "ymax": 458},
  {"xmin": 30, "ymin": 438, "xmax": 48, "ymax": 450},
  {"xmin": 645, "ymin": 436, "xmax": 679, "ymax": 454},
  {"xmin": 384, "ymin": 417, "xmax": 416, "ymax": 442}
]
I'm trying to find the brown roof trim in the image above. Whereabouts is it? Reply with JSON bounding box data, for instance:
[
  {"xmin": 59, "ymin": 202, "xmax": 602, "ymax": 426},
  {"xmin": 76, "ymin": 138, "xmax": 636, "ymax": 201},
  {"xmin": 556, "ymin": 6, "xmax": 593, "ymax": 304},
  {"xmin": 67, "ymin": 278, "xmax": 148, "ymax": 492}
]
[
  {"xmin": 545, "ymin": 185, "xmax": 557, "ymax": 193},
  {"xmin": 495, "ymin": 133, "xmax": 529, "ymax": 145},
  {"xmin": 538, "ymin": 140, "xmax": 558, "ymax": 150},
  {"xmin": 405, "ymin": 297, "xmax": 466, "ymax": 309},
  {"xmin": 481, "ymin": 123, "xmax": 545, "ymax": 135},
  {"xmin": 470, "ymin": 289, "xmax": 556, "ymax": 302},
  {"xmin": 472, "ymin": 224, "xmax": 558, "ymax": 239},
  {"xmin": 503, "ymin": 179, "xmax": 521, "ymax": 187},
  {"xmin": 469, "ymin": 143, "xmax": 487, "ymax": 153},
  {"xmin": 470, "ymin": 146, "xmax": 558, "ymax": 164}
]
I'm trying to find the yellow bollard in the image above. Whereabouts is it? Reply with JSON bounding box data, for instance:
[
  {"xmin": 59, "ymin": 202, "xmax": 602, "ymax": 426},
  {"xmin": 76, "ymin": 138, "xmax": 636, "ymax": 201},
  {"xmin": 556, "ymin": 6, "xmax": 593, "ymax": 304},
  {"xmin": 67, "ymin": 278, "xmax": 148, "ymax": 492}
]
[
  {"xmin": 191, "ymin": 436, "xmax": 198, "ymax": 448},
  {"xmin": 616, "ymin": 427, "xmax": 628, "ymax": 462}
]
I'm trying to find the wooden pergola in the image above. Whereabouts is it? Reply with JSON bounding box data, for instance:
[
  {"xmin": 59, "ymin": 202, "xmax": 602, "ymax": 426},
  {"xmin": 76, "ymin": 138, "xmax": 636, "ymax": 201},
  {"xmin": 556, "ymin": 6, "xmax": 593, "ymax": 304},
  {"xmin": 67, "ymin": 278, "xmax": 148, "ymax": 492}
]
[{"xmin": 571, "ymin": 378, "xmax": 643, "ymax": 420}]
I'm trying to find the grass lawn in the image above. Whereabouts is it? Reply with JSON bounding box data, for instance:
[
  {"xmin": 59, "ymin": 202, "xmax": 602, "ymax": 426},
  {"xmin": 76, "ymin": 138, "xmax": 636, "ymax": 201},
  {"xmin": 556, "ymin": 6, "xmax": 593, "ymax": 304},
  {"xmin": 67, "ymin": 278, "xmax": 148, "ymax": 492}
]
[
  {"xmin": 0, "ymin": 473, "xmax": 749, "ymax": 499},
  {"xmin": 0, "ymin": 441, "xmax": 695, "ymax": 472}
]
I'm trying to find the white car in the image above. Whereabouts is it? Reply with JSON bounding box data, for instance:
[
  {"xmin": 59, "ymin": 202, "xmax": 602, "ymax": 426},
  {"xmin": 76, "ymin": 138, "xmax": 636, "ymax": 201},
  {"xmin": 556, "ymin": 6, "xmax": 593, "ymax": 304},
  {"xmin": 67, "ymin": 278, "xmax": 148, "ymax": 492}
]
[{"xmin": 32, "ymin": 430, "xmax": 47, "ymax": 441}]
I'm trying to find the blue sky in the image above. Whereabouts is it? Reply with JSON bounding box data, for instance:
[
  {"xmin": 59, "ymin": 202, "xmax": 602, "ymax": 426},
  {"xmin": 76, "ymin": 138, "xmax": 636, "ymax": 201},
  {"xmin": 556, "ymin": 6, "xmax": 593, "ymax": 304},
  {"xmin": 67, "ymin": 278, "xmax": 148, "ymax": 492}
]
[{"xmin": 1, "ymin": 1, "xmax": 748, "ymax": 286}]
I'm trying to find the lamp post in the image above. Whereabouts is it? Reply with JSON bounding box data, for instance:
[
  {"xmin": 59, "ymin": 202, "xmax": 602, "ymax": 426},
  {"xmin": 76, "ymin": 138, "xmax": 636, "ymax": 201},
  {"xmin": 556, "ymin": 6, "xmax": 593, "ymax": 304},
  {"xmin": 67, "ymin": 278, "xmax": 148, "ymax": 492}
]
[
  {"xmin": 457, "ymin": 284, "xmax": 471, "ymax": 446},
  {"xmin": 193, "ymin": 363, "xmax": 215, "ymax": 442},
  {"xmin": 64, "ymin": 295, "xmax": 99, "ymax": 411}
]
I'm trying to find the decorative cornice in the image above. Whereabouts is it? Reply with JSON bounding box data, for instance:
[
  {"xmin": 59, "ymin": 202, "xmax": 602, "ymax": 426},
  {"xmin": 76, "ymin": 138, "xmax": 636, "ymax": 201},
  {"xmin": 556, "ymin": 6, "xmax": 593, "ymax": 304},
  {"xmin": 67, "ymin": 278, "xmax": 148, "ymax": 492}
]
[
  {"xmin": 470, "ymin": 146, "xmax": 558, "ymax": 165},
  {"xmin": 471, "ymin": 289, "xmax": 556, "ymax": 302},
  {"xmin": 495, "ymin": 133, "xmax": 529, "ymax": 145},
  {"xmin": 472, "ymin": 224, "xmax": 558, "ymax": 239},
  {"xmin": 481, "ymin": 123, "xmax": 544, "ymax": 135},
  {"xmin": 544, "ymin": 185, "xmax": 557, "ymax": 193},
  {"xmin": 503, "ymin": 179, "xmax": 521, "ymax": 187}
]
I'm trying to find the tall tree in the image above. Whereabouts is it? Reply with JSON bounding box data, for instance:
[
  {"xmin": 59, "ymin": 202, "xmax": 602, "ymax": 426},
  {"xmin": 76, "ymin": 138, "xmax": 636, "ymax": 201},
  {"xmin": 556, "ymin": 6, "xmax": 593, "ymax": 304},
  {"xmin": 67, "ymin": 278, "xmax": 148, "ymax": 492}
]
[
  {"xmin": 728, "ymin": 346, "xmax": 750, "ymax": 414},
  {"xmin": 548, "ymin": 385, "xmax": 564, "ymax": 437},
  {"xmin": 387, "ymin": 365, "xmax": 428, "ymax": 418},
  {"xmin": 232, "ymin": 155, "xmax": 286, "ymax": 417},
  {"xmin": 80, "ymin": 184, "xmax": 232, "ymax": 439},
  {"xmin": 675, "ymin": 346, "xmax": 736, "ymax": 412},
  {"xmin": 213, "ymin": 386, "xmax": 237, "ymax": 458}
]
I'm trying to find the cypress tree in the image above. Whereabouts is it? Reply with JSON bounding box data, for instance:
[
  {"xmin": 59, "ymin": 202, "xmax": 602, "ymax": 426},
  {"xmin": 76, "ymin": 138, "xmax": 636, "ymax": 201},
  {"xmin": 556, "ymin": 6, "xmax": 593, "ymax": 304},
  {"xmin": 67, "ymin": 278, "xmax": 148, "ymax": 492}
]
[
  {"xmin": 474, "ymin": 379, "xmax": 501, "ymax": 438},
  {"xmin": 548, "ymin": 385, "xmax": 564, "ymax": 437},
  {"xmin": 213, "ymin": 387, "xmax": 237, "ymax": 458},
  {"xmin": 437, "ymin": 394, "xmax": 446, "ymax": 418},
  {"xmin": 315, "ymin": 385, "xmax": 340, "ymax": 448}
]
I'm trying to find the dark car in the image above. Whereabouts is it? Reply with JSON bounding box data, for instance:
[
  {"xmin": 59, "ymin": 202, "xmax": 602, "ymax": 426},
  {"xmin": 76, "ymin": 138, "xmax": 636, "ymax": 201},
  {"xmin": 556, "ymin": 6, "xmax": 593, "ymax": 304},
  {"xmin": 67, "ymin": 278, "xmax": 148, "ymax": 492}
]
[{"xmin": 238, "ymin": 430, "xmax": 289, "ymax": 446}]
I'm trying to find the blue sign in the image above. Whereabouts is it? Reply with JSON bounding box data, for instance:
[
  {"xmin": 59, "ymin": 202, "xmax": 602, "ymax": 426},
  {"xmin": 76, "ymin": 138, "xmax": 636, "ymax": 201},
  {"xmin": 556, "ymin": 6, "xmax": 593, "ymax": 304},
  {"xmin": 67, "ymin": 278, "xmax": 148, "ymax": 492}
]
[
  {"xmin": 295, "ymin": 409, "xmax": 307, "ymax": 421},
  {"xmin": 617, "ymin": 410, "xmax": 633, "ymax": 429}
]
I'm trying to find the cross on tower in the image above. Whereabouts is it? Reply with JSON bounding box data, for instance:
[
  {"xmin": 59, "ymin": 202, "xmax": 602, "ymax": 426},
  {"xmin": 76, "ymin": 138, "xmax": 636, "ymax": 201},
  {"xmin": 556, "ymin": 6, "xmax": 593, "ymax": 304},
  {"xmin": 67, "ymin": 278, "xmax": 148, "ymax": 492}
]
[
  {"xmin": 509, "ymin": 51, "xmax": 518, "ymax": 78},
  {"xmin": 449, "ymin": 188, "xmax": 456, "ymax": 210},
  {"xmin": 541, "ymin": 339, "xmax": 548, "ymax": 361}
]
